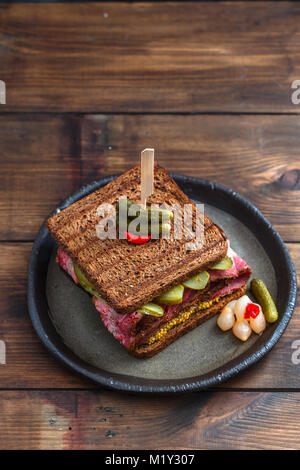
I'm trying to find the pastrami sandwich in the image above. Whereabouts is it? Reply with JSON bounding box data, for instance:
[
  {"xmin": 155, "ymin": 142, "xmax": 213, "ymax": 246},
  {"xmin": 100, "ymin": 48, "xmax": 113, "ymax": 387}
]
[{"xmin": 47, "ymin": 164, "xmax": 251, "ymax": 358}]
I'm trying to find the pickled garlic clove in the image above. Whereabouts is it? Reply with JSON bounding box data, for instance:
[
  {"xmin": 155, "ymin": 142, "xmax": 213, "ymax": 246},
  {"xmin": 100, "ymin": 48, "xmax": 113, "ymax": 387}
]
[
  {"xmin": 234, "ymin": 295, "xmax": 252, "ymax": 321},
  {"xmin": 250, "ymin": 309, "xmax": 266, "ymax": 334},
  {"xmin": 217, "ymin": 306, "xmax": 235, "ymax": 331},
  {"xmin": 226, "ymin": 300, "xmax": 237, "ymax": 313},
  {"xmin": 232, "ymin": 320, "xmax": 252, "ymax": 341}
]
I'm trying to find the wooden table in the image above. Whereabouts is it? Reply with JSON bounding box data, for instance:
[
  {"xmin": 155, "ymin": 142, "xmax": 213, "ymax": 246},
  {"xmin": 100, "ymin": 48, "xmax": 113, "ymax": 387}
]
[{"xmin": 0, "ymin": 2, "xmax": 299, "ymax": 450}]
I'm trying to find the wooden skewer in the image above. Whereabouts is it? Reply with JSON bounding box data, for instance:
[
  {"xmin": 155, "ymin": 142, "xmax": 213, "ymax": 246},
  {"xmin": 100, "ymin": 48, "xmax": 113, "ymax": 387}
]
[{"xmin": 141, "ymin": 148, "xmax": 154, "ymax": 208}]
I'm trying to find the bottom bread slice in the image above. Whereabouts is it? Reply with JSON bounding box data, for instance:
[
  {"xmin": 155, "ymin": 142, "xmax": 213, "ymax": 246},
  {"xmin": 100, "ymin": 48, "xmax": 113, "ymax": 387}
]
[{"xmin": 131, "ymin": 285, "xmax": 246, "ymax": 358}]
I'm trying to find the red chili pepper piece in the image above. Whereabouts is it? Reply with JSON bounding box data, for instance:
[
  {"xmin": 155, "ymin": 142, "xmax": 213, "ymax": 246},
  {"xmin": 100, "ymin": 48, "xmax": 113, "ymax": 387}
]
[
  {"xmin": 244, "ymin": 303, "xmax": 260, "ymax": 319},
  {"xmin": 125, "ymin": 231, "xmax": 151, "ymax": 244}
]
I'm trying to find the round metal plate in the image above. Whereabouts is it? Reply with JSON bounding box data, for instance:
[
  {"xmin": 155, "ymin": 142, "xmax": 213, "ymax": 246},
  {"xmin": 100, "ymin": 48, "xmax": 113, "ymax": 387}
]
[{"xmin": 28, "ymin": 175, "xmax": 297, "ymax": 394}]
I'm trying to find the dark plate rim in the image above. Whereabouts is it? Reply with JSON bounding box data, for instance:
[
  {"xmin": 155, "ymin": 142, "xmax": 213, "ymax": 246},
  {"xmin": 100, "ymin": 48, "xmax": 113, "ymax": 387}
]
[{"xmin": 27, "ymin": 174, "xmax": 297, "ymax": 394}]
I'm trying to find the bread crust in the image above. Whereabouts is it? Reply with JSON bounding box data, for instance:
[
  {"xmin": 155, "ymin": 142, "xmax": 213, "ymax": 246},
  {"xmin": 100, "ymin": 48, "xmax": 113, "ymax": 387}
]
[{"xmin": 131, "ymin": 286, "xmax": 246, "ymax": 358}]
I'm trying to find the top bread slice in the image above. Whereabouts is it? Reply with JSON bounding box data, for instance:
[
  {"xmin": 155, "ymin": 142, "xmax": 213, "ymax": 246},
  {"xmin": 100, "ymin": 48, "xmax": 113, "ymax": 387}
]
[{"xmin": 47, "ymin": 164, "xmax": 227, "ymax": 314}]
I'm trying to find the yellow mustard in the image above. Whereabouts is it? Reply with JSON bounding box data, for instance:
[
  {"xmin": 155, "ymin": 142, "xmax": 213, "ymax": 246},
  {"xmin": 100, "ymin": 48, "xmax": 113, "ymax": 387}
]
[{"xmin": 147, "ymin": 297, "xmax": 220, "ymax": 345}]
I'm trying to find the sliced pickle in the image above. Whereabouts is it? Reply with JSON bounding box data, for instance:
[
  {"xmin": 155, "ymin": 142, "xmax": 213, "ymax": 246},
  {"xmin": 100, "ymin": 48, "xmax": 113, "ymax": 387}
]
[
  {"xmin": 127, "ymin": 221, "xmax": 171, "ymax": 238},
  {"xmin": 116, "ymin": 199, "xmax": 135, "ymax": 232},
  {"xmin": 73, "ymin": 263, "xmax": 103, "ymax": 299},
  {"xmin": 182, "ymin": 271, "xmax": 210, "ymax": 290},
  {"xmin": 121, "ymin": 200, "xmax": 173, "ymax": 222},
  {"xmin": 116, "ymin": 198, "xmax": 134, "ymax": 215},
  {"xmin": 147, "ymin": 207, "xmax": 174, "ymax": 222},
  {"xmin": 116, "ymin": 198, "xmax": 173, "ymax": 237},
  {"xmin": 210, "ymin": 255, "xmax": 233, "ymax": 270},
  {"xmin": 155, "ymin": 284, "xmax": 185, "ymax": 305},
  {"xmin": 144, "ymin": 222, "xmax": 171, "ymax": 237},
  {"xmin": 159, "ymin": 223, "xmax": 171, "ymax": 236},
  {"xmin": 137, "ymin": 302, "xmax": 164, "ymax": 317}
]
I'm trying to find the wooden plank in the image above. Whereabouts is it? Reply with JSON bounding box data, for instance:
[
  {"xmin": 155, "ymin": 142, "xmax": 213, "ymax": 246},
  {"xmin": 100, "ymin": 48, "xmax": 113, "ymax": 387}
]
[
  {"xmin": 0, "ymin": 114, "xmax": 105, "ymax": 240},
  {"xmin": 0, "ymin": 243, "xmax": 94, "ymax": 388},
  {"xmin": 0, "ymin": 242, "xmax": 298, "ymax": 390},
  {"xmin": 1, "ymin": 2, "xmax": 300, "ymax": 112},
  {"xmin": 1, "ymin": 114, "xmax": 299, "ymax": 241},
  {"xmin": 0, "ymin": 390, "xmax": 300, "ymax": 449}
]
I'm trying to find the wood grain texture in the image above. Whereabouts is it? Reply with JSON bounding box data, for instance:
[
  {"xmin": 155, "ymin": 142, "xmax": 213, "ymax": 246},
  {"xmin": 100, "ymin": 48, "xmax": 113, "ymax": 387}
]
[
  {"xmin": 0, "ymin": 242, "xmax": 298, "ymax": 389},
  {"xmin": 0, "ymin": 115, "xmax": 81, "ymax": 240},
  {"xmin": 1, "ymin": 114, "xmax": 299, "ymax": 240},
  {"xmin": 1, "ymin": 0, "xmax": 300, "ymax": 451},
  {"xmin": 0, "ymin": 390, "xmax": 300, "ymax": 449},
  {"xmin": 1, "ymin": 2, "xmax": 300, "ymax": 112},
  {"xmin": 0, "ymin": 243, "xmax": 94, "ymax": 388}
]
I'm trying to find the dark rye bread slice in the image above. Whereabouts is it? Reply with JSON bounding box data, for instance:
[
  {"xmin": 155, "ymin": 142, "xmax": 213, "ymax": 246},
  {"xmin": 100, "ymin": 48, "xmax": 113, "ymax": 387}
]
[
  {"xmin": 131, "ymin": 285, "xmax": 246, "ymax": 359},
  {"xmin": 47, "ymin": 163, "xmax": 227, "ymax": 314}
]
